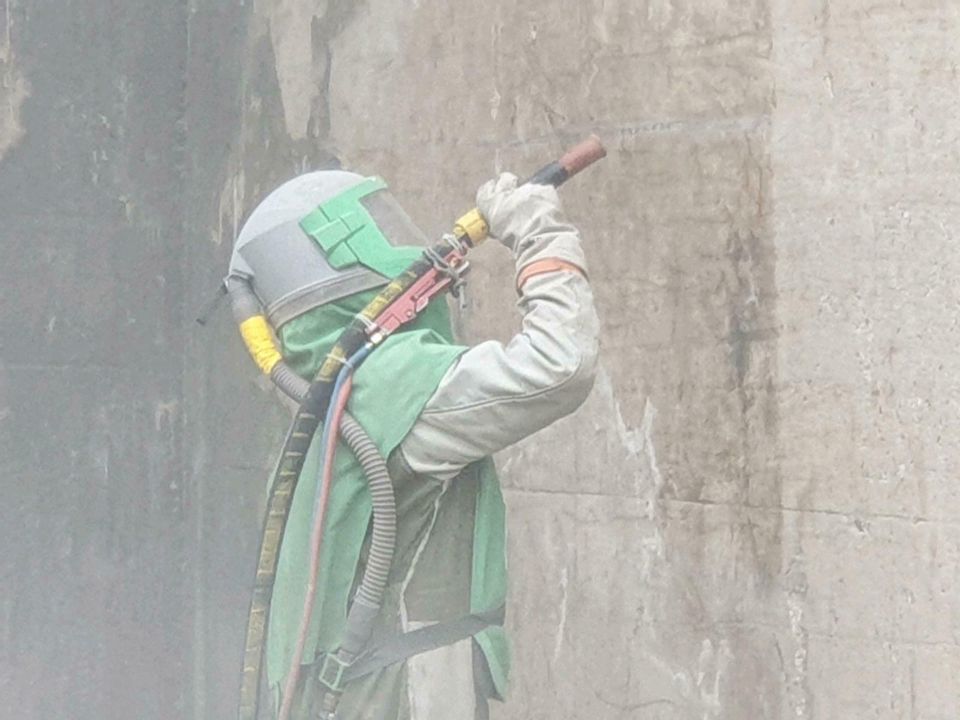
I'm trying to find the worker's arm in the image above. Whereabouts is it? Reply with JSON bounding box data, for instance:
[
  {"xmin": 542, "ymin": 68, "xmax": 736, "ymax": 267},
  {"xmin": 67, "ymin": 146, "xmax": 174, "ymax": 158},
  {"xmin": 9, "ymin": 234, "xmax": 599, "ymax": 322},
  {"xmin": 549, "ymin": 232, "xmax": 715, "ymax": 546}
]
[{"xmin": 397, "ymin": 172, "xmax": 601, "ymax": 481}]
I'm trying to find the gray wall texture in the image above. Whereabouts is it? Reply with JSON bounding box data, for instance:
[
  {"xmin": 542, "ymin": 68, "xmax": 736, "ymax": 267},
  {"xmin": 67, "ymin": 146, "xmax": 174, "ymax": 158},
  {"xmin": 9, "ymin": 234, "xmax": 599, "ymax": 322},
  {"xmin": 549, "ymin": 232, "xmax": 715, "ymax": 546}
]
[{"xmin": 0, "ymin": 1, "xmax": 957, "ymax": 719}]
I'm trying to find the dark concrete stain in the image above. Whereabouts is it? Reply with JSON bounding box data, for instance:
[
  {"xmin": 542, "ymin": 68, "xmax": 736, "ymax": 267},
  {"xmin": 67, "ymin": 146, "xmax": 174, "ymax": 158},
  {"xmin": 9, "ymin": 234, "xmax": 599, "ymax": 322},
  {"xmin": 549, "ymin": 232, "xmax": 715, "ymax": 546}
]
[
  {"xmin": 182, "ymin": 2, "xmax": 360, "ymax": 717},
  {"xmin": 725, "ymin": 225, "xmax": 784, "ymax": 572}
]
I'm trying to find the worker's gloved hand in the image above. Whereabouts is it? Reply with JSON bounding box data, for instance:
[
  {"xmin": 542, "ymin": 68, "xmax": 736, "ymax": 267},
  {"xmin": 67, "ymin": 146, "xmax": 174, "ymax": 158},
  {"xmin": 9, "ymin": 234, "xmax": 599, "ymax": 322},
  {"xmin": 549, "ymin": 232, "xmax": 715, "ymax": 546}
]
[
  {"xmin": 476, "ymin": 172, "xmax": 588, "ymax": 284},
  {"xmin": 476, "ymin": 172, "xmax": 564, "ymax": 252}
]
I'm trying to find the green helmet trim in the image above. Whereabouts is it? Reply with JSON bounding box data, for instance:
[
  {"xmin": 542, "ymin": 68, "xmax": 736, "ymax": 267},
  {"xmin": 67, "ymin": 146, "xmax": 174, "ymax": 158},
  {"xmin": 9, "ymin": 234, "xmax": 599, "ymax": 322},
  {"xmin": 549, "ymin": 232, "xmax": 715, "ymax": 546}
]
[{"xmin": 299, "ymin": 176, "xmax": 423, "ymax": 279}]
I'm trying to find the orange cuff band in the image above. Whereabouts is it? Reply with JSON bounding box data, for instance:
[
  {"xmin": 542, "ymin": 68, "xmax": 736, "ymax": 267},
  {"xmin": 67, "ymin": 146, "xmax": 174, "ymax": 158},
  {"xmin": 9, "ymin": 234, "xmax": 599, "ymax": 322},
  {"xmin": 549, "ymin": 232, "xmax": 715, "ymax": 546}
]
[{"xmin": 516, "ymin": 258, "xmax": 587, "ymax": 292}]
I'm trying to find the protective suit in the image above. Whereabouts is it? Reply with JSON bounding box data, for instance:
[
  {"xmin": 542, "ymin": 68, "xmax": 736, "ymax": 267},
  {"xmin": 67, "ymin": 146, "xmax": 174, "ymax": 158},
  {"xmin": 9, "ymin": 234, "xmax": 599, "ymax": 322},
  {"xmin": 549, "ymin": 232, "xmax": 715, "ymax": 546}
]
[{"xmin": 231, "ymin": 171, "xmax": 599, "ymax": 719}]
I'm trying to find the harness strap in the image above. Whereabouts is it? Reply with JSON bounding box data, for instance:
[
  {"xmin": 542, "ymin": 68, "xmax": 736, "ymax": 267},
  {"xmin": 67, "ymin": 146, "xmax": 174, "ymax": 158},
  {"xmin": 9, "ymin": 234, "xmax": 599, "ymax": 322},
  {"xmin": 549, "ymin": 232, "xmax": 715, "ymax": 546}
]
[{"xmin": 335, "ymin": 605, "xmax": 505, "ymax": 686}]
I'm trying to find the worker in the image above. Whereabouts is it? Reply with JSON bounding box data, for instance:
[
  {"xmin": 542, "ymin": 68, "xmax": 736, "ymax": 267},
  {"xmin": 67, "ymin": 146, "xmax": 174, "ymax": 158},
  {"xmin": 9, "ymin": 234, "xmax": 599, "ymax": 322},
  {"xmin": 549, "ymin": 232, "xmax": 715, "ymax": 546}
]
[{"xmin": 228, "ymin": 167, "xmax": 600, "ymax": 719}]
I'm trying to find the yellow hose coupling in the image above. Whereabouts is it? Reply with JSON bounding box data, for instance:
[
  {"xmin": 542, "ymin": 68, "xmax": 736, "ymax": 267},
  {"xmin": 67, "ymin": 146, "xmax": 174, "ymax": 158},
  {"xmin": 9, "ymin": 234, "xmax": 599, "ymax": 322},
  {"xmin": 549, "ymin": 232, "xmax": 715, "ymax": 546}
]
[{"xmin": 453, "ymin": 208, "xmax": 489, "ymax": 246}]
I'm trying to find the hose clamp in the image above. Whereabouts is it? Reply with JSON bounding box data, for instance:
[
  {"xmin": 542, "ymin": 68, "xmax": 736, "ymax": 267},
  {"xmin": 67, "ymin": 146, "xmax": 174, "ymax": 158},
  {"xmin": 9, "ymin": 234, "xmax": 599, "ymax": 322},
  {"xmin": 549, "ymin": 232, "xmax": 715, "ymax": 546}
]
[
  {"xmin": 424, "ymin": 235, "xmax": 469, "ymax": 298},
  {"xmin": 354, "ymin": 312, "xmax": 385, "ymax": 344}
]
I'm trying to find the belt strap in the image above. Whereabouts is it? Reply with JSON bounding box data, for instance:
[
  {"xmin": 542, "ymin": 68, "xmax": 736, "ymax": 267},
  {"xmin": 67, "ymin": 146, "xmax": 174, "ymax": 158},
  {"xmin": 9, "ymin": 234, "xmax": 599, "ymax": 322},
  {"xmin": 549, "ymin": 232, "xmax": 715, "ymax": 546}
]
[{"xmin": 338, "ymin": 605, "xmax": 505, "ymax": 685}]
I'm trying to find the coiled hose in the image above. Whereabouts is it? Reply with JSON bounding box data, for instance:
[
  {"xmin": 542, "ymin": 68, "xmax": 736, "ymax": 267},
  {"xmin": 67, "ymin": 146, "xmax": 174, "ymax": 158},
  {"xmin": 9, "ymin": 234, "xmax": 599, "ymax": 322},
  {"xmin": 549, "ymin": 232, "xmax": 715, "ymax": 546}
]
[
  {"xmin": 307, "ymin": 413, "xmax": 399, "ymax": 719},
  {"xmin": 340, "ymin": 413, "xmax": 397, "ymax": 611}
]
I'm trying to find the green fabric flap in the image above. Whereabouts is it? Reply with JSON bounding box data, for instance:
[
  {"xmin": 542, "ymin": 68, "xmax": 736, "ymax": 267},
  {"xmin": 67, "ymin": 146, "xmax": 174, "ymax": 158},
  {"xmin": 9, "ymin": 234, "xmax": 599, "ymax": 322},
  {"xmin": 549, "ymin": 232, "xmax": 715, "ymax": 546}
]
[
  {"xmin": 269, "ymin": 329, "xmax": 464, "ymax": 668},
  {"xmin": 265, "ymin": 256, "xmax": 510, "ymax": 702},
  {"xmin": 268, "ymin": 290, "xmax": 462, "ymax": 690}
]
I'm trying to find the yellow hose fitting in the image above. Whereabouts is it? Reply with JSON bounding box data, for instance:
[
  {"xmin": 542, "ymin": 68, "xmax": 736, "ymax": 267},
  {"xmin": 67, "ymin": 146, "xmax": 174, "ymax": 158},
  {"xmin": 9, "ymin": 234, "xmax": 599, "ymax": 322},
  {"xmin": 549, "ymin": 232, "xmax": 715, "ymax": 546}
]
[
  {"xmin": 239, "ymin": 315, "xmax": 283, "ymax": 374},
  {"xmin": 453, "ymin": 208, "xmax": 489, "ymax": 246}
]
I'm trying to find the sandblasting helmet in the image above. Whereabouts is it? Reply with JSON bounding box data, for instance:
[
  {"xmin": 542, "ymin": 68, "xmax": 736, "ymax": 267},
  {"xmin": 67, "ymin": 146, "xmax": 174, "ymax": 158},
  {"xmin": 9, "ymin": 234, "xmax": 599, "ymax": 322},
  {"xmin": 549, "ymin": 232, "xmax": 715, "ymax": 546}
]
[
  {"xmin": 229, "ymin": 170, "xmax": 429, "ymax": 329},
  {"xmin": 226, "ymin": 170, "xmax": 430, "ymax": 399}
]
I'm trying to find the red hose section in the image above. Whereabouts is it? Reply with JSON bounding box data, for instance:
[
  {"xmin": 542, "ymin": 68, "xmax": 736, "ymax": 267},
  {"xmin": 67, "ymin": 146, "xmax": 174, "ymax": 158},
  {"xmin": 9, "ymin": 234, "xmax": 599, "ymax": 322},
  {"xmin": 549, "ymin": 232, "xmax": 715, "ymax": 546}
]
[{"xmin": 277, "ymin": 374, "xmax": 355, "ymax": 720}]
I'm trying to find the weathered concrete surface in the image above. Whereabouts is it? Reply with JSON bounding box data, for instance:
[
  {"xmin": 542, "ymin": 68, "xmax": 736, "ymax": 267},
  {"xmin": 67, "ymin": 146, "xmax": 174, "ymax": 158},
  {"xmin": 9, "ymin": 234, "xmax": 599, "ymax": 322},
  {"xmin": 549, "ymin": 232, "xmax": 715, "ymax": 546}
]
[
  {"xmin": 768, "ymin": 3, "xmax": 960, "ymax": 718},
  {"xmin": 308, "ymin": 1, "xmax": 960, "ymax": 717},
  {"xmin": 0, "ymin": 1, "xmax": 191, "ymax": 717},
  {"xmin": 2, "ymin": 1, "xmax": 959, "ymax": 719}
]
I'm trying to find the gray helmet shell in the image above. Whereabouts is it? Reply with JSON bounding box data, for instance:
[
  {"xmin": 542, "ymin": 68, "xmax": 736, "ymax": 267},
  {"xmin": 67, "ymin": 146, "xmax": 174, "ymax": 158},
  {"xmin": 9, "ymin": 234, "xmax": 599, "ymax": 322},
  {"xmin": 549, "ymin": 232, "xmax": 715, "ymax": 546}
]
[{"xmin": 229, "ymin": 171, "xmax": 392, "ymax": 328}]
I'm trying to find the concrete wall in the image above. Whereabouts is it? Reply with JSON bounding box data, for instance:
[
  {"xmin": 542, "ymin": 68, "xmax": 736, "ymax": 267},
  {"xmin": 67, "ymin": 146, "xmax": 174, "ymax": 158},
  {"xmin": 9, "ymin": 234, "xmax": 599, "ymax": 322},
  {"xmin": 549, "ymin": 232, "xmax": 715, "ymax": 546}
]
[
  {"xmin": 1, "ymin": 1, "xmax": 957, "ymax": 719},
  {"xmin": 0, "ymin": 2, "xmax": 192, "ymax": 717}
]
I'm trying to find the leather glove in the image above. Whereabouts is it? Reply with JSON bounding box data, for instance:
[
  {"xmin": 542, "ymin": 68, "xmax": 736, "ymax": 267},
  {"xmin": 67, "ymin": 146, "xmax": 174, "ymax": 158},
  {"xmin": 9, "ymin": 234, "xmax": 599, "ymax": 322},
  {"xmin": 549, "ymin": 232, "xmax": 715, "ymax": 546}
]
[
  {"xmin": 476, "ymin": 172, "xmax": 588, "ymax": 281},
  {"xmin": 476, "ymin": 172, "xmax": 562, "ymax": 251}
]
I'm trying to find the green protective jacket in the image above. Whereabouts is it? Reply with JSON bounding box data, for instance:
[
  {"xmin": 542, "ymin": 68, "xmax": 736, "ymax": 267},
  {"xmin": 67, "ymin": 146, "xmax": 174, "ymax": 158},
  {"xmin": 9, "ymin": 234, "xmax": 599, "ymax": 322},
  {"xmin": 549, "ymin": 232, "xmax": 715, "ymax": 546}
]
[{"xmin": 265, "ymin": 286, "xmax": 510, "ymax": 709}]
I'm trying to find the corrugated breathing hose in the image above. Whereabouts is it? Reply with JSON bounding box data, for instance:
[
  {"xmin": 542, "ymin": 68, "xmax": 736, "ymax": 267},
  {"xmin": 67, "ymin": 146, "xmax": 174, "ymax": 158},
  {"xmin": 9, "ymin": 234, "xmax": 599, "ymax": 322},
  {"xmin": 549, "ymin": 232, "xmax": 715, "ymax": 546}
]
[{"xmin": 340, "ymin": 413, "xmax": 397, "ymax": 610}]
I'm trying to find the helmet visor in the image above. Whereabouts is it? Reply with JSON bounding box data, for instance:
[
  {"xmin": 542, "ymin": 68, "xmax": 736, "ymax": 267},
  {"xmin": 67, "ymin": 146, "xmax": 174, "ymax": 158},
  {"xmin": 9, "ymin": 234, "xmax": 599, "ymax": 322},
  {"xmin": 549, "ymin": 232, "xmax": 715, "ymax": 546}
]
[{"xmin": 360, "ymin": 190, "xmax": 430, "ymax": 248}]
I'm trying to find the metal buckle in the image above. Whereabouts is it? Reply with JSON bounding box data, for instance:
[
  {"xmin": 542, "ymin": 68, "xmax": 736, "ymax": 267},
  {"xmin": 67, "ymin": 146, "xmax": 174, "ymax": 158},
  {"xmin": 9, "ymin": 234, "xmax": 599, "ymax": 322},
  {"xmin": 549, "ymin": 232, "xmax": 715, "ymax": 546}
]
[{"xmin": 316, "ymin": 653, "xmax": 350, "ymax": 693}]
